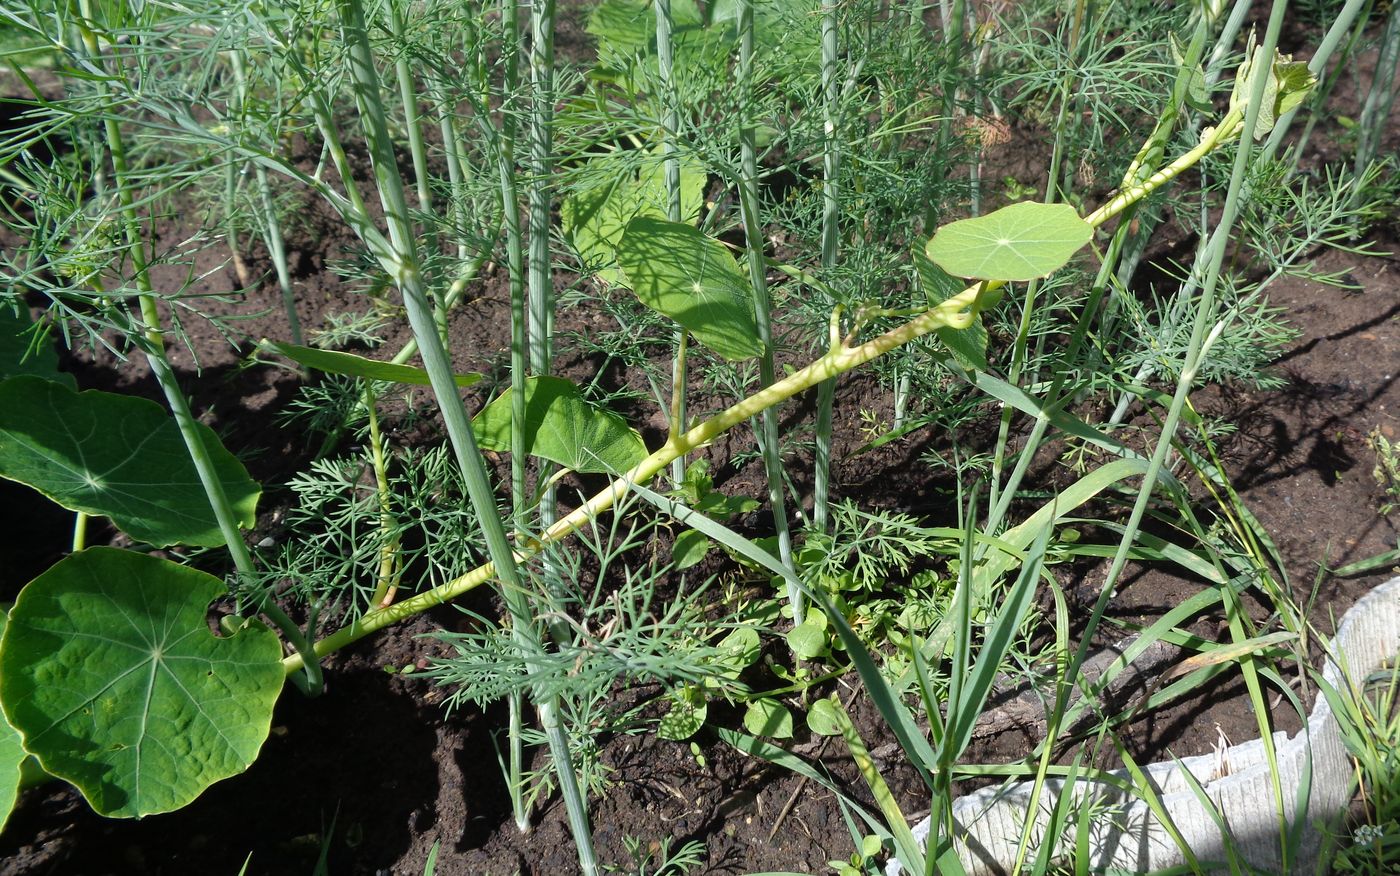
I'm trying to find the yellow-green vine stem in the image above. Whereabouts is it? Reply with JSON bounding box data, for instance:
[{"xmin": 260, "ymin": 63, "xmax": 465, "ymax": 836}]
[
  {"xmin": 737, "ymin": 0, "xmax": 800, "ymax": 621},
  {"xmin": 364, "ymin": 383, "xmax": 402, "ymax": 610}
]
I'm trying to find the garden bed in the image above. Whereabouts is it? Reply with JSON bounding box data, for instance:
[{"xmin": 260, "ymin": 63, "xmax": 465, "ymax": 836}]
[{"xmin": 1, "ymin": 1, "xmax": 1399, "ymax": 874}]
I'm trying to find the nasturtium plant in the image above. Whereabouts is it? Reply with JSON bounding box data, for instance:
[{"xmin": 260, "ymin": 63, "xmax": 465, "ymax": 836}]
[
  {"xmin": 0, "ymin": 612, "xmax": 23, "ymax": 832},
  {"xmin": 925, "ymin": 201, "xmax": 1093, "ymax": 282},
  {"xmin": 617, "ymin": 217, "xmax": 764, "ymax": 362},
  {"xmin": 806, "ymin": 696, "xmax": 843, "ymax": 737},
  {"xmin": 561, "ymin": 149, "xmax": 706, "ymax": 285},
  {"xmin": 786, "ymin": 616, "xmax": 828, "ymax": 660},
  {"xmin": 265, "ymin": 341, "xmax": 483, "ymax": 387},
  {"xmin": 912, "ymin": 244, "xmax": 989, "ymax": 371},
  {"xmin": 587, "ymin": 0, "xmax": 729, "ymax": 93},
  {"xmin": 0, "ymin": 548, "xmax": 285, "ymax": 817},
  {"xmin": 0, "ymin": 377, "xmax": 260, "ymax": 547},
  {"xmin": 1230, "ymin": 41, "xmax": 1317, "ymax": 140},
  {"xmin": 0, "ymin": 306, "xmax": 73, "ymax": 388},
  {"xmin": 472, "ymin": 375, "xmax": 648, "ymax": 474},
  {"xmin": 669, "ymin": 460, "xmax": 762, "ymax": 569},
  {"xmin": 672, "ymin": 528, "xmax": 710, "ymax": 570},
  {"xmin": 657, "ymin": 626, "xmax": 761, "ymax": 741}
]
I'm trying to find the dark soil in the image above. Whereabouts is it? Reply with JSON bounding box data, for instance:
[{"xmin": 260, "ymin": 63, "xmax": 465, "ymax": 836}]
[{"xmin": 3, "ymin": 11, "xmax": 1400, "ymax": 876}]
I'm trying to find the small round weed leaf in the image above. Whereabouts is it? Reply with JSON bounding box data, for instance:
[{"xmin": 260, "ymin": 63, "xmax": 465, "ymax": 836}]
[
  {"xmin": 861, "ymin": 834, "xmax": 884, "ymax": 859},
  {"xmin": 657, "ymin": 686, "xmax": 707, "ymax": 741},
  {"xmin": 786, "ymin": 618, "xmax": 828, "ymax": 660},
  {"xmin": 0, "ymin": 612, "xmax": 24, "ymax": 832},
  {"xmin": 743, "ymin": 699, "xmax": 794, "ymax": 740},
  {"xmin": 716, "ymin": 626, "xmax": 760, "ymax": 670},
  {"xmin": 264, "ymin": 342, "xmax": 481, "ymax": 387},
  {"xmin": 672, "ymin": 529, "xmax": 710, "ymax": 570},
  {"xmin": 471, "ymin": 376, "xmax": 647, "ymax": 474},
  {"xmin": 0, "ymin": 307, "xmax": 73, "ymax": 388},
  {"xmin": 925, "ymin": 201, "xmax": 1092, "ymax": 282},
  {"xmin": 0, "ymin": 548, "xmax": 284, "ymax": 817},
  {"xmin": 0, "ymin": 377, "xmax": 260, "ymax": 547},
  {"xmin": 617, "ymin": 217, "xmax": 764, "ymax": 362},
  {"xmin": 806, "ymin": 698, "xmax": 844, "ymax": 737}
]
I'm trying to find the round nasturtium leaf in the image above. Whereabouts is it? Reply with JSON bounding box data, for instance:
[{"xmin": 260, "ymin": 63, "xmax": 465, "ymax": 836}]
[
  {"xmin": 806, "ymin": 697, "xmax": 844, "ymax": 737},
  {"xmin": 0, "ymin": 548, "xmax": 285, "ymax": 818},
  {"xmin": 0, "ymin": 612, "xmax": 24, "ymax": 832},
  {"xmin": 0, "ymin": 377, "xmax": 260, "ymax": 547},
  {"xmin": 472, "ymin": 375, "xmax": 648, "ymax": 474},
  {"xmin": 560, "ymin": 149, "xmax": 706, "ymax": 285},
  {"xmin": 617, "ymin": 217, "xmax": 764, "ymax": 362},
  {"xmin": 925, "ymin": 201, "xmax": 1093, "ymax": 282}
]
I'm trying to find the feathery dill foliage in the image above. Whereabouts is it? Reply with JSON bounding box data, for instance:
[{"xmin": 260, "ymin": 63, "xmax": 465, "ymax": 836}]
[
  {"xmin": 257, "ymin": 445, "xmax": 485, "ymax": 619},
  {"xmin": 427, "ymin": 506, "xmax": 738, "ymax": 708}
]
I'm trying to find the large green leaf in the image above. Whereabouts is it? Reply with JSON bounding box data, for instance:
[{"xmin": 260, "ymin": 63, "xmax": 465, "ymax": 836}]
[
  {"xmin": 264, "ymin": 341, "xmax": 481, "ymax": 387},
  {"xmin": 925, "ymin": 201, "xmax": 1092, "ymax": 282},
  {"xmin": 0, "ymin": 548, "xmax": 285, "ymax": 818},
  {"xmin": 0, "ymin": 305, "xmax": 74, "ymax": 388},
  {"xmin": 0, "ymin": 612, "xmax": 23, "ymax": 832},
  {"xmin": 912, "ymin": 244, "xmax": 987, "ymax": 371},
  {"xmin": 587, "ymin": 0, "xmax": 727, "ymax": 91},
  {"xmin": 472, "ymin": 376, "xmax": 647, "ymax": 474},
  {"xmin": 561, "ymin": 150, "xmax": 706, "ymax": 284},
  {"xmin": 617, "ymin": 217, "xmax": 763, "ymax": 362},
  {"xmin": 0, "ymin": 377, "xmax": 260, "ymax": 547}
]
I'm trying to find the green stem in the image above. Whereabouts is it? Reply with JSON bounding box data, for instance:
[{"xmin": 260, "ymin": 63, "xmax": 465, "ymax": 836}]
[
  {"xmin": 499, "ymin": 0, "xmax": 531, "ymax": 831},
  {"xmin": 813, "ymin": 0, "xmax": 841, "ymax": 533},
  {"xmin": 737, "ymin": 0, "xmax": 800, "ymax": 621},
  {"xmin": 656, "ymin": 0, "xmax": 688, "ymax": 488},
  {"xmin": 230, "ymin": 50, "xmax": 303, "ymax": 348},
  {"xmin": 71, "ymin": 511, "xmax": 87, "ymax": 553},
  {"xmin": 364, "ymin": 382, "xmax": 401, "ymax": 610},
  {"xmin": 74, "ymin": 0, "xmax": 321, "ymax": 695},
  {"xmin": 332, "ymin": 2, "xmax": 594, "ymax": 869}
]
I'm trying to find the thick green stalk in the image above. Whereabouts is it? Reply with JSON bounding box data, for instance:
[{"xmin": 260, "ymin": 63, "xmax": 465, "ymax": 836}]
[
  {"xmin": 656, "ymin": 0, "xmax": 688, "ymax": 487},
  {"xmin": 527, "ymin": 0, "xmax": 555, "ymax": 375},
  {"xmin": 498, "ymin": 0, "xmax": 531, "ymax": 832},
  {"xmin": 737, "ymin": 0, "xmax": 800, "ymax": 621},
  {"xmin": 332, "ymin": 2, "xmax": 595, "ymax": 870},
  {"xmin": 813, "ymin": 0, "xmax": 841, "ymax": 533},
  {"xmin": 74, "ymin": 1, "xmax": 322, "ymax": 695},
  {"xmin": 230, "ymin": 50, "xmax": 303, "ymax": 347},
  {"xmin": 1349, "ymin": 1, "xmax": 1399, "ymax": 224},
  {"xmin": 388, "ymin": 4, "xmax": 444, "ymax": 336}
]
